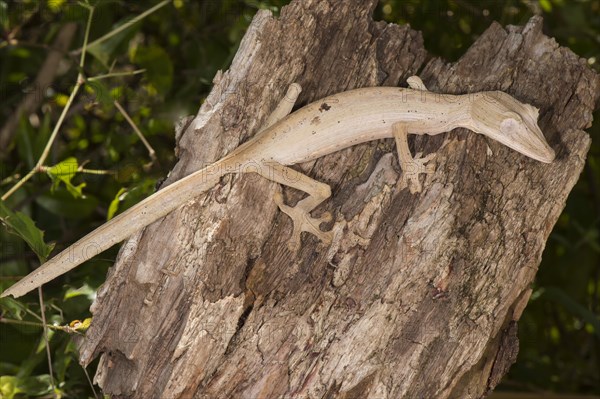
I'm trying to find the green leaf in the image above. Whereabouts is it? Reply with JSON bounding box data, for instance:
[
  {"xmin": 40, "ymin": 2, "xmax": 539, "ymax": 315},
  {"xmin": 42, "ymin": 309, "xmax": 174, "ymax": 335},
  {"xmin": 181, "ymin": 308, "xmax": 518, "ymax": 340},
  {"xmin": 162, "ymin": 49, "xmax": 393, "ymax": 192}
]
[
  {"xmin": 132, "ymin": 45, "xmax": 173, "ymax": 94},
  {"xmin": 16, "ymin": 116, "xmax": 36, "ymax": 169},
  {"xmin": 107, "ymin": 187, "xmax": 127, "ymax": 220},
  {"xmin": 36, "ymin": 112, "xmax": 53, "ymax": 154},
  {"xmin": 17, "ymin": 336, "xmax": 47, "ymax": 377},
  {"xmin": 0, "ymin": 362, "xmax": 19, "ymax": 377},
  {"xmin": 47, "ymin": 157, "xmax": 86, "ymax": 199},
  {"xmin": 0, "ymin": 375, "xmax": 53, "ymax": 398},
  {"xmin": 539, "ymin": 0, "xmax": 552, "ymax": 12},
  {"xmin": 0, "ymin": 296, "xmax": 28, "ymax": 320},
  {"xmin": 0, "ymin": 375, "xmax": 20, "ymax": 399},
  {"xmin": 54, "ymin": 339, "xmax": 75, "ymax": 383},
  {"xmin": 15, "ymin": 112, "xmax": 52, "ymax": 169},
  {"xmin": 540, "ymin": 287, "xmax": 600, "ymax": 339},
  {"xmin": 105, "ymin": 178, "xmax": 157, "ymax": 222},
  {"xmin": 63, "ymin": 283, "xmax": 96, "ymax": 301},
  {"xmin": 0, "ymin": 200, "xmax": 54, "ymax": 263},
  {"xmin": 17, "ymin": 375, "xmax": 53, "ymax": 396},
  {"xmin": 48, "ymin": 0, "xmax": 66, "ymax": 12},
  {"xmin": 35, "ymin": 329, "xmax": 56, "ymax": 354},
  {"xmin": 36, "ymin": 189, "xmax": 99, "ymax": 219},
  {"xmin": 0, "ymin": 2, "xmax": 8, "ymax": 32},
  {"xmin": 87, "ymin": 17, "xmax": 140, "ymax": 67}
]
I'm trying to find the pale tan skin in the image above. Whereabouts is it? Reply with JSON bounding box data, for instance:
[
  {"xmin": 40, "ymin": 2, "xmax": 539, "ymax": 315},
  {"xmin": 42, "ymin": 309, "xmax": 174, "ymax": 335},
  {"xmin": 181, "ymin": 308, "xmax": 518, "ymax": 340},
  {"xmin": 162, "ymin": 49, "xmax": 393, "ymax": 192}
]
[{"xmin": 1, "ymin": 77, "xmax": 555, "ymax": 298}]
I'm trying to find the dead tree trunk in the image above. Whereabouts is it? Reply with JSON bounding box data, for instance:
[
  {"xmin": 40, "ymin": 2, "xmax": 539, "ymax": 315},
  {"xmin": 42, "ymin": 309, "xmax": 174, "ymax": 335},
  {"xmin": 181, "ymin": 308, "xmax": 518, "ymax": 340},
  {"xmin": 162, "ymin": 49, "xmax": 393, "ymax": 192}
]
[{"xmin": 79, "ymin": 1, "xmax": 599, "ymax": 398}]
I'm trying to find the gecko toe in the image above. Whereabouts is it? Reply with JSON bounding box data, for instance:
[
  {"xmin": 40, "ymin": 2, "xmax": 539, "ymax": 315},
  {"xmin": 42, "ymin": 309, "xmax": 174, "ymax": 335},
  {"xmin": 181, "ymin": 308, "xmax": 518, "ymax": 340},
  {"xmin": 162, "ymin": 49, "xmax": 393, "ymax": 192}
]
[
  {"xmin": 275, "ymin": 198, "xmax": 333, "ymax": 250},
  {"xmin": 317, "ymin": 211, "xmax": 333, "ymax": 223}
]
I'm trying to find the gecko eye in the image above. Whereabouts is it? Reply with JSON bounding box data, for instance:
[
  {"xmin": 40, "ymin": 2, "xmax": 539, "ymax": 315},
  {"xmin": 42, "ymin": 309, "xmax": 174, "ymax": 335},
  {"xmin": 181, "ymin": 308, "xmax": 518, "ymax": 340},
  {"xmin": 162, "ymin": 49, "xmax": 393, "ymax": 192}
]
[{"xmin": 500, "ymin": 113, "xmax": 522, "ymax": 134}]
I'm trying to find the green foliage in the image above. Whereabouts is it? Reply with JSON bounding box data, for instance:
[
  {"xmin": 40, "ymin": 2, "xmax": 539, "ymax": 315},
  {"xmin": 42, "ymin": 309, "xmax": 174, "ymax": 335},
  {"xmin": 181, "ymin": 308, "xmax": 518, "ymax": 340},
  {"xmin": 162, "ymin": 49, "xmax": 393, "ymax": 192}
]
[
  {"xmin": 0, "ymin": 1, "xmax": 275, "ymax": 396},
  {"xmin": 47, "ymin": 157, "xmax": 86, "ymax": 198},
  {"xmin": 0, "ymin": 375, "xmax": 54, "ymax": 399},
  {"xmin": 0, "ymin": 200, "xmax": 54, "ymax": 263},
  {"xmin": 0, "ymin": 0, "xmax": 598, "ymax": 397},
  {"xmin": 132, "ymin": 45, "xmax": 174, "ymax": 95}
]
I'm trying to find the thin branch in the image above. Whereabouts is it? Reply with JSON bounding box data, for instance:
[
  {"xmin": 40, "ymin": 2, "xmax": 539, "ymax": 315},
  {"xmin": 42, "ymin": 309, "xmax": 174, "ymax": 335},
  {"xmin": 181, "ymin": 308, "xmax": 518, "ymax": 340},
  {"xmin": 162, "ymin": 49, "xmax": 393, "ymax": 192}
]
[
  {"xmin": 38, "ymin": 287, "xmax": 56, "ymax": 396},
  {"xmin": 1, "ymin": 173, "xmax": 21, "ymax": 186},
  {"xmin": 78, "ymin": 3, "xmax": 95, "ymax": 69},
  {"xmin": 83, "ymin": 366, "xmax": 100, "ymax": 399},
  {"xmin": 24, "ymin": 306, "xmax": 44, "ymax": 324},
  {"xmin": 1, "ymin": 78, "xmax": 83, "ymax": 201},
  {"xmin": 79, "ymin": 167, "xmax": 117, "ymax": 175},
  {"xmin": 1, "ymin": 4, "xmax": 95, "ymax": 201},
  {"xmin": 0, "ymin": 23, "xmax": 78, "ymax": 151},
  {"xmin": 114, "ymin": 100, "xmax": 157, "ymax": 161},
  {"xmin": 34, "ymin": 75, "xmax": 82, "ymax": 166},
  {"xmin": 73, "ymin": 0, "xmax": 172, "ymax": 55},
  {"xmin": 0, "ymin": 317, "xmax": 84, "ymax": 335},
  {"xmin": 87, "ymin": 69, "xmax": 146, "ymax": 82},
  {"xmin": 76, "ymin": 1, "xmax": 93, "ymax": 11},
  {"xmin": 36, "ymin": 165, "xmax": 117, "ymax": 176}
]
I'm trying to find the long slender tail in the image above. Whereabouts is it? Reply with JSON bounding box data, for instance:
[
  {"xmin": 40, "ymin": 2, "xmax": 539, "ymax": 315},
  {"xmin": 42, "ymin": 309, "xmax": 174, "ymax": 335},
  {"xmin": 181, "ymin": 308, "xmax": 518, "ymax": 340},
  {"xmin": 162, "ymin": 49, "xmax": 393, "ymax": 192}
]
[{"xmin": 1, "ymin": 157, "xmax": 234, "ymax": 298}]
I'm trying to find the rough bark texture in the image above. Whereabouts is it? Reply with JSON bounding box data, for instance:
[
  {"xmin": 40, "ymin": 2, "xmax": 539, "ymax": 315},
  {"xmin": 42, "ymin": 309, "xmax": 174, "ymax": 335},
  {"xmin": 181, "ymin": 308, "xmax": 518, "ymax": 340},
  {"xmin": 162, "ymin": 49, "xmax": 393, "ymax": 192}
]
[{"xmin": 79, "ymin": 1, "xmax": 599, "ymax": 398}]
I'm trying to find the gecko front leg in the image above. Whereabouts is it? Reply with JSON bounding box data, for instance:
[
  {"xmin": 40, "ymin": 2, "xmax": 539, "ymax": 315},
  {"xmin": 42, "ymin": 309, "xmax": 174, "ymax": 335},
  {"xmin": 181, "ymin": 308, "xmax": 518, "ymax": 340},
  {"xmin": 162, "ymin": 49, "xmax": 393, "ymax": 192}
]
[
  {"xmin": 397, "ymin": 76, "xmax": 446, "ymax": 193},
  {"xmin": 407, "ymin": 76, "xmax": 428, "ymax": 91},
  {"xmin": 261, "ymin": 83, "xmax": 302, "ymax": 131},
  {"xmin": 393, "ymin": 123, "xmax": 436, "ymax": 194}
]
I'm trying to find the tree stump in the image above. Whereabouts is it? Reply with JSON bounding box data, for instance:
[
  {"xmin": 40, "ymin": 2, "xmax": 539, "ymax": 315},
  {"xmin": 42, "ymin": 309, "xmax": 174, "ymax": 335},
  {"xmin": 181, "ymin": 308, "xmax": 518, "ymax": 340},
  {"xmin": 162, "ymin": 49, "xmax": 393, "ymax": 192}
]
[{"xmin": 79, "ymin": 1, "xmax": 600, "ymax": 398}]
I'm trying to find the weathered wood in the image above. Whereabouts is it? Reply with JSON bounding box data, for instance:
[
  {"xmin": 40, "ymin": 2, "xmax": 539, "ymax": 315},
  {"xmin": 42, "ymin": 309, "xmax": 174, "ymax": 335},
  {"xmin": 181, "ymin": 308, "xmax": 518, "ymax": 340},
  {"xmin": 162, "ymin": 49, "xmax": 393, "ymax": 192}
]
[{"xmin": 79, "ymin": 1, "xmax": 599, "ymax": 398}]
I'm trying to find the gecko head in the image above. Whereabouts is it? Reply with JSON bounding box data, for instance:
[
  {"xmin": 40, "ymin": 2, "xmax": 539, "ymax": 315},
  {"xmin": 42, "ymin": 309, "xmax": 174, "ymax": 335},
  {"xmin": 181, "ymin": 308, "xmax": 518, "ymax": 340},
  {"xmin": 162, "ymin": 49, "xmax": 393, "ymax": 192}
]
[{"xmin": 468, "ymin": 91, "xmax": 555, "ymax": 163}]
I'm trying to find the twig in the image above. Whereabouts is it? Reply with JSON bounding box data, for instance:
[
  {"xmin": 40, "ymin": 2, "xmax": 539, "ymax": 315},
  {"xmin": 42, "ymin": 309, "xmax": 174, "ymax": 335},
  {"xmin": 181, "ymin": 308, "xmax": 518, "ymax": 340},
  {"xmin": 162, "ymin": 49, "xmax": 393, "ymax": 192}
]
[
  {"xmin": 0, "ymin": 23, "xmax": 78, "ymax": 152},
  {"xmin": 1, "ymin": 4, "xmax": 95, "ymax": 201},
  {"xmin": 1, "ymin": 77, "xmax": 83, "ymax": 201},
  {"xmin": 82, "ymin": 366, "xmax": 100, "ymax": 399},
  {"xmin": 24, "ymin": 306, "xmax": 45, "ymax": 324},
  {"xmin": 0, "ymin": 317, "xmax": 84, "ymax": 335},
  {"xmin": 0, "ymin": 173, "xmax": 21, "ymax": 186},
  {"xmin": 36, "ymin": 165, "xmax": 117, "ymax": 176},
  {"xmin": 38, "ymin": 287, "xmax": 56, "ymax": 396},
  {"xmin": 1, "ymin": 1, "xmax": 165, "ymax": 199},
  {"xmin": 72, "ymin": 0, "xmax": 172, "ymax": 55},
  {"xmin": 78, "ymin": 167, "xmax": 117, "ymax": 175},
  {"xmin": 87, "ymin": 69, "xmax": 146, "ymax": 82},
  {"xmin": 114, "ymin": 100, "xmax": 157, "ymax": 161}
]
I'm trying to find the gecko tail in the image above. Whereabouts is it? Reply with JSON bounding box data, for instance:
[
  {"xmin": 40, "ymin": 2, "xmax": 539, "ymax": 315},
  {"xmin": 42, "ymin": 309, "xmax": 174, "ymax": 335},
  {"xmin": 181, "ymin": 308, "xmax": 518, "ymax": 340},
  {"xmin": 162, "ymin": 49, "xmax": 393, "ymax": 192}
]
[{"xmin": 1, "ymin": 158, "xmax": 233, "ymax": 299}]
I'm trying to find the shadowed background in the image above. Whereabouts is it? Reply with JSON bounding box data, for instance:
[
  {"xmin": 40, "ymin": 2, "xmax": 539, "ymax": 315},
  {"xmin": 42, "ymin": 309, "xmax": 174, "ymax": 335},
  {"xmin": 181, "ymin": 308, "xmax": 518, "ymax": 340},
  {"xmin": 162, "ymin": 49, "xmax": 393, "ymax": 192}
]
[{"xmin": 0, "ymin": 1, "xmax": 598, "ymax": 397}]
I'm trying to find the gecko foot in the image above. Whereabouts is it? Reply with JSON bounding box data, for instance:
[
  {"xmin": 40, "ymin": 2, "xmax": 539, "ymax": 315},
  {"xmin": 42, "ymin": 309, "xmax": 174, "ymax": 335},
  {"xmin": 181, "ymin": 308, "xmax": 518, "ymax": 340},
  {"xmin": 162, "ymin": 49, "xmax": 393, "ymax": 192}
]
[
  {"xmin": 273, "ymin": 192, "xmax": 333, "ymax": 251},
  {"xmin": 400, "ymin": 152, "xmax": 436, "ymax": 194}
]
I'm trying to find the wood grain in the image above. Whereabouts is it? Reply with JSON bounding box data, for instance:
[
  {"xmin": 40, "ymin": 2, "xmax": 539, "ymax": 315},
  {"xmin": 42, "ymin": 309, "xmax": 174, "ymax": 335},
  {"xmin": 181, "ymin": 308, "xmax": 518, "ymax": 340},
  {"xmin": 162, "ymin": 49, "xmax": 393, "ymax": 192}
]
[{"xmin": 79, "ymin": 1, "xmax": 599, "ymax": 398}]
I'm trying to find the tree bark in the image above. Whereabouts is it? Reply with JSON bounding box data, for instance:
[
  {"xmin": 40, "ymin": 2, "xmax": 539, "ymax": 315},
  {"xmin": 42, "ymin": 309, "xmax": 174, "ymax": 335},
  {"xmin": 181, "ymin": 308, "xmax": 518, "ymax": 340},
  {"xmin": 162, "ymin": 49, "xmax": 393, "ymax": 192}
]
[{"xmin": 79, "ymin": 1, "xmax": 599, "ymax": 398}]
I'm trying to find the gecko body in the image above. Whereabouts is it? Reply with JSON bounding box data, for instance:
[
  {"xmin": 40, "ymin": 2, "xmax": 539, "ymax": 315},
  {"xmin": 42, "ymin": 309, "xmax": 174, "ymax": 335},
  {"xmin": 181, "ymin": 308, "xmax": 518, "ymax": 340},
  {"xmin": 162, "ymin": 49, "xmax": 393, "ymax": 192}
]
[{"xmin": 1, "ymin": 77, "xmax": 555, "ymax": 298}]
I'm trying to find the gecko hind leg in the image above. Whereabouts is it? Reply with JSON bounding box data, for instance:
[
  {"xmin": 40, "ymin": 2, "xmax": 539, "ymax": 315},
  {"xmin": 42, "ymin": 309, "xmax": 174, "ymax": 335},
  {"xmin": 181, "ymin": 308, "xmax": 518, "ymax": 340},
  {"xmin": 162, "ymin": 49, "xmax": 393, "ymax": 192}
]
[
  {"xmin": 258, "ymin": 162, "xmax": 333, "ymax": 251},
  {"xmin": 393, "ymin": 123, "xmax": 436, "ymax": 194}
]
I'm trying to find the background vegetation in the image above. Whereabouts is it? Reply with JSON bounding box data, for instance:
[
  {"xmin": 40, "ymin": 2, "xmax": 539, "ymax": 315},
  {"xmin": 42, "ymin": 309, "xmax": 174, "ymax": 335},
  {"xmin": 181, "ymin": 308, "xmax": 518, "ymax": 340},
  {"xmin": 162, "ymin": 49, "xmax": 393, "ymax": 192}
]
[{"xmin": 0, "ymin": 0, "xmax": 598, "ymax": 397}]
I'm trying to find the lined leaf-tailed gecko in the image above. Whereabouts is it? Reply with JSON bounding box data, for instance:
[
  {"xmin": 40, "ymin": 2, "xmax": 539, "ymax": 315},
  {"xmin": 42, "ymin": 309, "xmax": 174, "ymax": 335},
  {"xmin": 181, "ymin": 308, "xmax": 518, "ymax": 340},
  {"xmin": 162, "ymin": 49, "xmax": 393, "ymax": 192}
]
[{"xmin": 1, "ymin": 76, "xmax": 555, "ymax": 298}]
